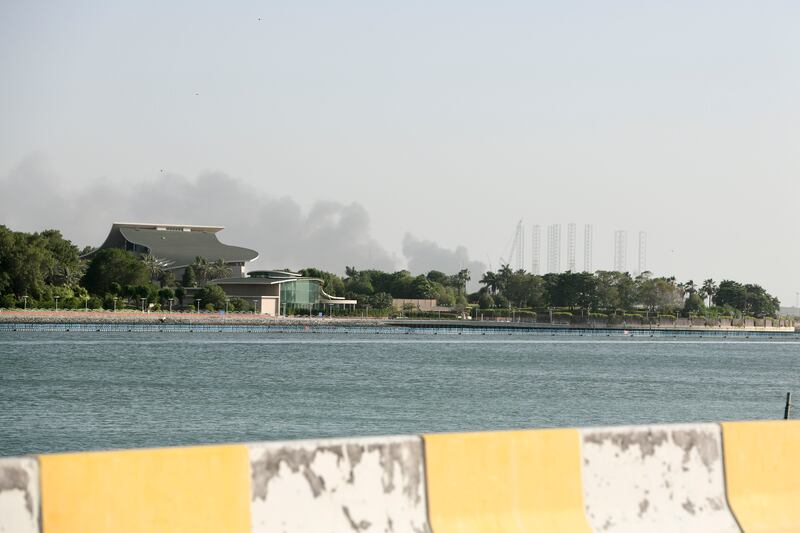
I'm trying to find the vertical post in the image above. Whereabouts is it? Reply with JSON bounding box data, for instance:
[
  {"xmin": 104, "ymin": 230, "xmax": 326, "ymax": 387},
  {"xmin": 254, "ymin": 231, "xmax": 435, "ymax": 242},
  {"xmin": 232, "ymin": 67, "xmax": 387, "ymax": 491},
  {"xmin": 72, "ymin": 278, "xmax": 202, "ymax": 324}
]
[{"xmin": 785, "ymin": 392, "xmax": 792, "ymax": 420}]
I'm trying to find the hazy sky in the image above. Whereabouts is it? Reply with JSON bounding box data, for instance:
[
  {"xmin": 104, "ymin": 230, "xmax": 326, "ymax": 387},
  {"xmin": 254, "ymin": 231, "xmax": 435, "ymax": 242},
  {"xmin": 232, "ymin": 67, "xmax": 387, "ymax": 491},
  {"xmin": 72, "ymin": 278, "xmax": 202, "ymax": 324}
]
[{"xmin": 1, "ymin": 1, "xmax": 799, "ymax": 303}]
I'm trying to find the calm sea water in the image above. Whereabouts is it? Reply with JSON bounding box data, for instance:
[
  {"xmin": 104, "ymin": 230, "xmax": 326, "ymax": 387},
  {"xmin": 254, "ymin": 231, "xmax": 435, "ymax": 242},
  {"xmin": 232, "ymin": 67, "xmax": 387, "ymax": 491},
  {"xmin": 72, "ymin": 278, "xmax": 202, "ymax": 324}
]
[{"xmin": 1, "ymin": 331, "xmax": 799, "ymax": 456}]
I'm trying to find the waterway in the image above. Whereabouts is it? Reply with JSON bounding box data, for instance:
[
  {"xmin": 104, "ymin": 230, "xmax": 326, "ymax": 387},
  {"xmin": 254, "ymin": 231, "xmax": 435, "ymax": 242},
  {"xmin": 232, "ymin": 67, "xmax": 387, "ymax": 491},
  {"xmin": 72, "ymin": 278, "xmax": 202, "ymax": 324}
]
[{"xmin": 1, "ymin": 331, "xmax": 798, "ymax": 456}]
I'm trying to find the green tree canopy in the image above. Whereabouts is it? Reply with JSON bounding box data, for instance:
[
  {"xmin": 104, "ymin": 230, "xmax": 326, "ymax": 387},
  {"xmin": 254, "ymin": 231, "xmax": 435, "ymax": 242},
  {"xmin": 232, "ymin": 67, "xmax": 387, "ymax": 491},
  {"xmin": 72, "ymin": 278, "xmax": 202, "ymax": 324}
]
[
  {"xmin": 82, "ymin": 249, "xmax": 150, "ymax": 297},
  {"xmin": 195, "ymin": 284, "xmax": 227, "ymax": 310}
]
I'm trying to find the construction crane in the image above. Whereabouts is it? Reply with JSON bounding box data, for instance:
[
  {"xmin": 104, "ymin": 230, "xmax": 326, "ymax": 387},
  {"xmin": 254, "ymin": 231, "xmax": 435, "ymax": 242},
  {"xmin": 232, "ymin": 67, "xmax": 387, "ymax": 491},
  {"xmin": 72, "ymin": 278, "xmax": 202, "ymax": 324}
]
[{"xmin": 499, "ymin": 220, "xmax": 525, "ymax": 271}]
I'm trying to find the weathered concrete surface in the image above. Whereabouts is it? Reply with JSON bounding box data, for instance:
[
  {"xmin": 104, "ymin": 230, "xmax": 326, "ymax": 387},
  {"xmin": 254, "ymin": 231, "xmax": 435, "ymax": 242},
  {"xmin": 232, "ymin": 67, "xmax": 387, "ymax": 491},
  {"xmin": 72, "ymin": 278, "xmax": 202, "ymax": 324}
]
[
  {"xmin": 580, "ymin": 423, "xmax": 740, "ymax": 532},
  {"xmin": 0, "ymin": 457, "xmax": 40, "ymax": 533},
  {"xmin": 248, "ymin": 435, "xmax": 430, "ymax": 533}
]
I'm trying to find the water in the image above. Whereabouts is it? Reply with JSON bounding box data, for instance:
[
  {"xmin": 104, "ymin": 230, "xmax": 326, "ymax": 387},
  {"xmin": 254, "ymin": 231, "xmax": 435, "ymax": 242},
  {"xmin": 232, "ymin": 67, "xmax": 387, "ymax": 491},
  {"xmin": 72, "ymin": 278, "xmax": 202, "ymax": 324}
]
[{"xmin": 1, "ymin": 331, "xmax": 799, "ymax": 456}]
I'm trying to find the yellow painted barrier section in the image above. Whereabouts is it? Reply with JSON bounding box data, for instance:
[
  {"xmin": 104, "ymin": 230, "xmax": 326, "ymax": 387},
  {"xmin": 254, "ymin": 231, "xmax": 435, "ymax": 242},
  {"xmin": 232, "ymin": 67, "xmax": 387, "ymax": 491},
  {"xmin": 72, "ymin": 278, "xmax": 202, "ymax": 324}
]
[
  {"xmin": 39, "ymin": 444, "xmax": 251, "ymax": 533},
  {"xmin": 424, "ymin": 428, "xmax": 592, "ymax": 532},
  {"xmin": 722, "ymin": 420, "xmax": 800, "ymax": 532}
]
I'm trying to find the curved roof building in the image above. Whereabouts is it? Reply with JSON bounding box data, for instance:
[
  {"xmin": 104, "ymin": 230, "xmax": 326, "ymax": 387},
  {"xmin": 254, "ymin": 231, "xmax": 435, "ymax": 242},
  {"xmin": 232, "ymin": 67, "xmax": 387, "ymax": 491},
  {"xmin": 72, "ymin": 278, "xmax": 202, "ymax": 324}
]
[{"xmin": 87, "ymin": 222, "xmax": 258, "ymax": 275}]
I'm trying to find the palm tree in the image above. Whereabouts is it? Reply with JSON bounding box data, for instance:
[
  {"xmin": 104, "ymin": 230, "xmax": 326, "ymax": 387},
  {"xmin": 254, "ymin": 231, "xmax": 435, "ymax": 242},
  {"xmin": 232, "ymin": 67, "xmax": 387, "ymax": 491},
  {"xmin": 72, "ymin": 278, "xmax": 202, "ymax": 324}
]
[
  {"xmin": 684, "ymin": 280, "xmax": 696, "ymax": 296},
  {"xmin": 497, "ymin": 264, "xmax": 513, "ymax": 293},
  {"xmin": 207, "ymin": 258, "xmax": 233, "ymax": 280},
  {"xmin": 191, "ymin": 257, "xmax": 210, "ymax": 283},
  {"xmin": 480, "ymin": 271, "xmax": 499, "ymax": 295},
  {"xmin": 700, "ymin": 279, "xmax": 717, "ymax": 307},
  {"xmin": 141, "ymin": 253, "xmax": 170, "ymax": 281},
  {"xmin": 451, "ymin": 268, "xmax": 470, "ymax": 296}
]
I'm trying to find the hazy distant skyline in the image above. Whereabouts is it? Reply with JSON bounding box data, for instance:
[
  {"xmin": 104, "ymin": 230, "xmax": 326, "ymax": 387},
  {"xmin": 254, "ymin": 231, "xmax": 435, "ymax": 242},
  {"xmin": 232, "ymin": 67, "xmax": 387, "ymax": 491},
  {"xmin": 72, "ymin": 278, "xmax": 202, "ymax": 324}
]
[{"xmin": 1, "ymin": 1, "xmax": 798, "ymax": 302}]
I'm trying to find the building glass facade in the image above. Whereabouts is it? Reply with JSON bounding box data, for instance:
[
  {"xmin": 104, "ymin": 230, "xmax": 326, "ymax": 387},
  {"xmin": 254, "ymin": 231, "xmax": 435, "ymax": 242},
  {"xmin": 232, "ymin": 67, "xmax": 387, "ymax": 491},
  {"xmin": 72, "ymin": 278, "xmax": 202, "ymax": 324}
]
[{"xmin": 280, "ymin": 280, "xmax": 322, "ymax": 307}]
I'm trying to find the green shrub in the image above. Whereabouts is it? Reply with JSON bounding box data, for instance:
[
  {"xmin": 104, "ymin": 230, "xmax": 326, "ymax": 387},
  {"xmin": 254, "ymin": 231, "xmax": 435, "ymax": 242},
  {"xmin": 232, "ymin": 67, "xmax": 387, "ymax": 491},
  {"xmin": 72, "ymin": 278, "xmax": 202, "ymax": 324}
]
[{"xmin": 0, "ymin": 294, "xmax": 16, "ymax": 309}]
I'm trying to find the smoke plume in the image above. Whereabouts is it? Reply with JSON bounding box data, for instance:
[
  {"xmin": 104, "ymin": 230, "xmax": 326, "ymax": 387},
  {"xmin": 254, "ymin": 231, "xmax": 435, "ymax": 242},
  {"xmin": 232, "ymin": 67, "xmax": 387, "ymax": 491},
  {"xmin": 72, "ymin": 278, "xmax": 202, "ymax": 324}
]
[{"xmin": 0, "ymin": 154, "xmax": 485, "ymax": 282}]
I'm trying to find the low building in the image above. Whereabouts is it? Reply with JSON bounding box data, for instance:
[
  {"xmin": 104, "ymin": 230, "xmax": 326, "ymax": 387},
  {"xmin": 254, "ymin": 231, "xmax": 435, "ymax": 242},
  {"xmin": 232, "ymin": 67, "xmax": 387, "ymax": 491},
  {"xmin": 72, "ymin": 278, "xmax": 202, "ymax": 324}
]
[
  {"xmin": 87, "ymin": 222, "xmax": 258, "ymax": 278},
  {"xmin": 392, "ymin": 298, "xmax": 452, "ymax": 313},
  {"xmin": 213, "ymin": 270, "xmax": 357, "ymax": 316}
]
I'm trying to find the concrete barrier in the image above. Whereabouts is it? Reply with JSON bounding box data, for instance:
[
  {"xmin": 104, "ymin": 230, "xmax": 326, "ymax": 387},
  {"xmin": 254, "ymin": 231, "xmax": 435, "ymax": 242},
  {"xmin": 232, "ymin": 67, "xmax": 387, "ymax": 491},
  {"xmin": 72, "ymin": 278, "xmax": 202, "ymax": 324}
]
[
  {"xmin": 722, "ymin": 420, "xmax": 800, "ymax": 531},
  {"xmin": 580, "ymin": 423, "xmax": 740, "ymax": 532},
  {"xmin": 248, "ymin": 435, "xmax": 429, "ymax": 533},
  {"xmin": 423, "ymin": 429, "xmax": 592, "ymax": 532},
  {"xmin": 0, "ymin": 457, "xmax": 39, "ymax": 533},
  {"xmin": 5, "ymin": 421, "xmax": 800, "ymax": 531},
  {"xmin": 39, "ymin": 444, "xmax": 251, "ymax": 533}
]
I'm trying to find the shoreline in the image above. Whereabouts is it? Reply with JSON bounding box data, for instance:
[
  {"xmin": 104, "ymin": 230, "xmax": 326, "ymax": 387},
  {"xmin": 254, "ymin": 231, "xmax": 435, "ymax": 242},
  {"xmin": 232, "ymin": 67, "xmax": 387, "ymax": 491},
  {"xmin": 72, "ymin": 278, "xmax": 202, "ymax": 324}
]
[{"xmin": 0, "ymin": 310, "xmax": 795, "ymax": 335}]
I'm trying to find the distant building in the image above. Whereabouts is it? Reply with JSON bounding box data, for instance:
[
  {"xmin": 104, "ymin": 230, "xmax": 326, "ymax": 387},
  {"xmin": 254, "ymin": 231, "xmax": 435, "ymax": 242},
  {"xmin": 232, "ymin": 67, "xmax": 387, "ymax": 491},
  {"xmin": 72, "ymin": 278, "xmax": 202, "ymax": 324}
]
[
  {"xmin": 391, "ymin": 298, "xmax": 452, "ymax": 313},
  {"xmin": 637, "ymin": 231, "xmax": 647, "ymax": 275},
  {"xmin": 87, "ymin": 222, "xmax": 258, "ymax": 279},
  {"xmin": 213, "ymin": 270, "xmax": 356, "ymax": 316},
  {"xmin": 583, "ymin": 224, "xmax": 593, "ymax": 272},
  {"xmin": 547, "ymin": 224, "xmax": 561, "ymax": 273},
  {"xmin": 614, "ymin": 230, "xmax": 627, "ymax": 272},
  {"xmin": 87, "ymin": 223, "xmax": 356, "ymax": 315},
  {"xmin": 530, "ymin": 225, "xmax": 541, "ymax": 275},
  {"xmin": 567, "ymin": 223, "xmax": 576, "ymax": 272},
  {"xmin": 780, "ymin": 306, "xmax": 800, "ymax": 318}
]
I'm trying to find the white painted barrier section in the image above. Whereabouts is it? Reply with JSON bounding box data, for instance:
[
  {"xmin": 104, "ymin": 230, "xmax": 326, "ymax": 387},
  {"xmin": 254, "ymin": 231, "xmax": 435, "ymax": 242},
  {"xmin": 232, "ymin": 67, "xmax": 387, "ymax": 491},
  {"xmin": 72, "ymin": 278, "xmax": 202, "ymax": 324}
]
[
  {"xmin": 0, "ymin": 457, "xmax": 40, "ymax": 533},
  {"xmin": 248, "ymin": 435, "xmax": 430, "ymax": 533},
  {"xmin": 580, "ymin": 423, "xmax": 740, "ymax": 533}
]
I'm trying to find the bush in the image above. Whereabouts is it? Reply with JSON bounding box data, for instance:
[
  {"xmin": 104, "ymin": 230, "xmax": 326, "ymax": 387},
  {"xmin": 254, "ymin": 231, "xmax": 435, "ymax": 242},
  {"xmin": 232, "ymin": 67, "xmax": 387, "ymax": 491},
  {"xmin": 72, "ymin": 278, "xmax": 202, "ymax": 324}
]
[
  {"xmin": 478, "ymin": 292, "xmax": 495, "ymax": 309},
  {"xmin": 229, "ymin": 298, "xmax": 253, "ymax": 312},
  {"xmin": 0, "ymin": 294, "xmax": 16, "ymax": 308},
  {"xmin": 195, "ymin": 284, "xmax": 227, "ymax": 310}
]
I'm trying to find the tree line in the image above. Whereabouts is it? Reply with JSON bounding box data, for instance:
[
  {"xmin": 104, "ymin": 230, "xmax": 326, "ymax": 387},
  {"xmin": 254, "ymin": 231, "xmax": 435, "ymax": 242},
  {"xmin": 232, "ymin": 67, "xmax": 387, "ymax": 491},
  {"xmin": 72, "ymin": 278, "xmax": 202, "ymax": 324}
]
[
  {"xmin": 476, "ymin": 266, "xmax": 780, "ymax": 318},
  {"xmin": 0, "ymin": 225, "xmax": 784, "ymax": 317}
]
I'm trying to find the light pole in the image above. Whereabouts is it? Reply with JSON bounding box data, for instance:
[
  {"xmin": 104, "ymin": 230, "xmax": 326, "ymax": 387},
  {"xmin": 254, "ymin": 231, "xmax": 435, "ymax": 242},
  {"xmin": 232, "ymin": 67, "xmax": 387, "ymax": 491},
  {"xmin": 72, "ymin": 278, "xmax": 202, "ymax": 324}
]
[
  {"xmin": 84, "ymin": 296, "xmax": 89, "ymax": 312},
  {"xmin": 225, "ymin": 298, "xmax": 229, "ymax": 315},
  {"xmin": 140, "ymin": 298, "xmax": 146, "ymax": 313},
  {"xmin": 168, "ymin": 298, "xmax": 173, "ymax": 313},
  {"xmin": 253, "ymin": 300, "xmax": 258, "ymax": 315},
  {"xmin": 54, "ymin": 296, "xmax": 59, "ymax": 312},
  {"xmin": 113, "ymin": 297, "xmax": 117, "ymax": 312},
  {"xmin": 22, "ymin": 295, "xmax": 28, "ymax": 310}
]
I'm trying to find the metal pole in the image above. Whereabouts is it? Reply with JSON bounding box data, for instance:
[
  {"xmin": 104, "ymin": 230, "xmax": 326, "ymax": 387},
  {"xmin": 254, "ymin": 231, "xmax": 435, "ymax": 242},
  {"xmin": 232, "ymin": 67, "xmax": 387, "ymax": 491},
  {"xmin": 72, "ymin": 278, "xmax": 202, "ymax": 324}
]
[
  {"xmin": 196, "ymin": 299, "xmax": 201, "ymax": 313},
  {"xmin": 168, "ymin": 298, "xmax": 173, "ymax": 313},
  {"xmin": 85, "ymin": 297, "xmax": 89, "ymax": 312},
  {"xmin": 785, "ymin": 392, "xmax": 792, "ymax": 420},
  {"xmin": 23, "ymin": 295, "xmax": 27, "ymax": 310},
  {"xmin": 54, "ymin": 296, "xmax": 59, "ymax": 312},
  {"xmin": 141, "ymin": 298, "xmax": 146, "ymax": 312}
]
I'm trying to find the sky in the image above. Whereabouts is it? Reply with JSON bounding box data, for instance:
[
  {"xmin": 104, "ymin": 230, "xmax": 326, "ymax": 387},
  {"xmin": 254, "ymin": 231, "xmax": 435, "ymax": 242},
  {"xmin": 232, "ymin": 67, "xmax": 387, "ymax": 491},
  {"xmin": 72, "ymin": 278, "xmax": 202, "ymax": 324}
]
[{"xmin": 1, "ymin": 1, "xmax": 798, "ymax": 303}]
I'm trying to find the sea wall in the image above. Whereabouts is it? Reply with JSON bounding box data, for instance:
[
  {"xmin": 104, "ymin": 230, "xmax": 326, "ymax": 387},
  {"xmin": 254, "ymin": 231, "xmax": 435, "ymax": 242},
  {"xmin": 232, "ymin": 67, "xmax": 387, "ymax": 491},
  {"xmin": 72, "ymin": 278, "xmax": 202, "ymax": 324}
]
[
  {"xmin": 2, "ymin": 420, "xmax": 800, "ymax": 532},
  {"xmin": 0, "ymin": 310, "xmax": 795, "ymax": 332}
]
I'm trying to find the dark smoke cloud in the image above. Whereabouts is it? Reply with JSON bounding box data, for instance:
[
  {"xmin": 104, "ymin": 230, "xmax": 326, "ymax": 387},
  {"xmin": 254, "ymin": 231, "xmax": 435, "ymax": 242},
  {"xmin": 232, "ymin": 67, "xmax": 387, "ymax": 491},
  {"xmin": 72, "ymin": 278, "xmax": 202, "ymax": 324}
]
[
  {"xmin": 0, "ymin": 154, "xmax": 397, "ymax": 273},
  {"xmin": 402, "ymin": 234, "xmax": 485, "ymax": 291},
  {"xmin": 1, "ymin": 154, "xmax": 485, "ymax": 281}
]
